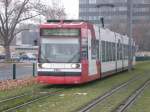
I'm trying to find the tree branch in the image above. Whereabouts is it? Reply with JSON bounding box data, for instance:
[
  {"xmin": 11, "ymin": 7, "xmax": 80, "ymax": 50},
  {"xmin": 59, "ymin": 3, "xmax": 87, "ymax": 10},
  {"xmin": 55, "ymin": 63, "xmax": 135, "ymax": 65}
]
[
  {"xmin": 8, "ymin": 0, "xmax": 29, "ymax": 44},
  {"xmin": 0, "ymin": 14, "xmax": 5, "ymax": 37},
  {"xmin": 18, "ymin": 13, "xmax": 41, "ymax": 23},
  {"xmin": 13, "ymin": 28, "xmax": 29, "ymax": 37}
]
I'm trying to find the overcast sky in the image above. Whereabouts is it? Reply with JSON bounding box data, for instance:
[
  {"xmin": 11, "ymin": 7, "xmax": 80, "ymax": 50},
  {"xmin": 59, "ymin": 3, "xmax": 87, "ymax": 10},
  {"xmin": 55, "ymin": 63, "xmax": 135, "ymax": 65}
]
[
  {"xmin": 43, "ymin": 0, "xmax": 79, "ymax": 19},
  {"xmin": 62, "ymin": 0, "xmax": 79, "ymax": 19}
]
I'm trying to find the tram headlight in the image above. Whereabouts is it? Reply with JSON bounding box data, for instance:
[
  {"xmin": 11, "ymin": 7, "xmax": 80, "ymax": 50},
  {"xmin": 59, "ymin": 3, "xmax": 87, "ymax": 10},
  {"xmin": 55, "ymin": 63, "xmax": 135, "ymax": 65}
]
[
  {"xmin": 38, "ymin": 63, "xmax": 50, "ymax": 68},
  {"xmin": 41, "ymin": 63, "xmax": 50, "ymax": 68},
  {"xmin": 71, "ymin": 64, "xmax": 80, "ymax": 68}
]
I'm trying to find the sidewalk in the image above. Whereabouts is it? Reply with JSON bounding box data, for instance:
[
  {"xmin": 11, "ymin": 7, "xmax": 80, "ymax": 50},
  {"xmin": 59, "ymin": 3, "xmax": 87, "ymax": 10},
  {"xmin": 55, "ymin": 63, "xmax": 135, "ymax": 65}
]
[
  {"xmin": 0, "ymin": 63, "xmax": 9, "ymax": 68},
  {"xmin": 0, "ymin": 62, "xmax": 33, "ymax": 68}
]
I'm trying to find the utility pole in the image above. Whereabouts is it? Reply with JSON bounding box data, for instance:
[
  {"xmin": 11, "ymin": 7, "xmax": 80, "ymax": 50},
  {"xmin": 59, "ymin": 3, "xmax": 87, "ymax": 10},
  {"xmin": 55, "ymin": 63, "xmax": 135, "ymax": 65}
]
[
  {"xmin": 96, "ymin": 4, "xmax": 114, "ymax": 27},
  {"xmin": 127, "ymin": 0, "xmax": 133, "ymax": 71},
  {"xmin": 96, "ymin": 4, "xmax": 114, "ymax": 61}
]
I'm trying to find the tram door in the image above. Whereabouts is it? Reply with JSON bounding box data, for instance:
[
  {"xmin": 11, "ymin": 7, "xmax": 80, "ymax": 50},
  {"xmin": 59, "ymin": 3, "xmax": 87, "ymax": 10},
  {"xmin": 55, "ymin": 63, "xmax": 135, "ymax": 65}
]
[{"xmin": 87, "ymin": 30, "xmax": 97, "ymax": 76}]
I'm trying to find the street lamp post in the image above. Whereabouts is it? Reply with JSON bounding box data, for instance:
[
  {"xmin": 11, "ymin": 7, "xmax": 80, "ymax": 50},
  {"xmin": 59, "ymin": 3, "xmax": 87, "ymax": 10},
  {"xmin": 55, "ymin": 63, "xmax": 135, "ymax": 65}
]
[
  {"xmin": 95, "ymin": 4, "xmax": 114, "ymax": 60},
  {"xmin": 96, "ymin": 4, "xmax": 114, "ymax": 27},
  {"xmin": 127, "ymin": 0, "xmax": 133, "ymax": 71}
]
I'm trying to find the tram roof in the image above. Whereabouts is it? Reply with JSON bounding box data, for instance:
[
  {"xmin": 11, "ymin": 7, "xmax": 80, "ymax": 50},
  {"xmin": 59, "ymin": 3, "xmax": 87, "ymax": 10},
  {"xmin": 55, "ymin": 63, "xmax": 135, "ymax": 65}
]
[{"xmin": 46, "ymin": 20, "xmax": 90, "ymax": 23}]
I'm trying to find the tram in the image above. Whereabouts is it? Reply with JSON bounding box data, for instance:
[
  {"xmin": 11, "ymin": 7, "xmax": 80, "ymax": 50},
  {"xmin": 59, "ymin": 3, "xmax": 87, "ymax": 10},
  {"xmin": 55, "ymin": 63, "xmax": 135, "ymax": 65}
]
[{"xmin": 37, "ymin": 20, "xmax": 135, "ymax": 84}]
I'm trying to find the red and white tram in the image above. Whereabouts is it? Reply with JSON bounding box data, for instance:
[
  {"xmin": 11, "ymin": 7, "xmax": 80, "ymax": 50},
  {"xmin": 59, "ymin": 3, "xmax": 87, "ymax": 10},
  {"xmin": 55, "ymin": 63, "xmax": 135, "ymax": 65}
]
[{"xmin": 37, "ymin": 20, "xmax": 135, "ymax": 84}]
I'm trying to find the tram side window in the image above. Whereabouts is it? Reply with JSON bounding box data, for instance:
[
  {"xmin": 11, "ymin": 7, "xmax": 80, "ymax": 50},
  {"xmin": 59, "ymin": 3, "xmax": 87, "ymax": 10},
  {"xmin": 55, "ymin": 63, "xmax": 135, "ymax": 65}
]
[
  {"xmin": 110, "ymin": 42, "xmax": 114, "ymax": 61},
  {"xmin": 101, "ymin": 41, "xmax": 105, "ymax": 62},
  {"xmin": 109, "ymin": 42, "xmax": 112, "ymax": 61},
  {"xmin": 81, "ymin": 47, "xmax": 88, "ymax": 59},
  {"xmin": 106, "ymin": 41, "xmax": 109, "ymax": 61},
  {"xmin": 117, "ymin": 40, "xmax": 123, "ymax": 60},
  {"xmin": 112, "ymin": 43, "xmax": 116, "ymax": 61},
  {"xmin": 125, "ymin": 45, "xmax": 128, "ymax": 60},
  {"xmin": 81, "ymin": 39, "xmax": 88, "ymax": 59},
  {"xmin": 111, "ymin": 42, "xmax": 115, "ymax": 61},
  {"xmin": 96, "ymin": 40, "xmax": 99, "ymax": 60},
  {"xmin": 108, "ymin": 42, "xmax": 111, "ymax": 61},
  {"xmin": 117, "ymin": 42, "xmax": 119, "ymax": 60},
  {"xmin": 91, "ymin": 40, "xmax": 99, "ymax": 60},
  {"xmin": 102, "ymin": 41, "xmax": 116, "ymax": 62},
  {"xmin": 123, "ymin": 44, "xmax": 126, "ymax": 60},
  {"xmin": 120, "ymin": 44, "xmax": 123, "ymax": 60}
]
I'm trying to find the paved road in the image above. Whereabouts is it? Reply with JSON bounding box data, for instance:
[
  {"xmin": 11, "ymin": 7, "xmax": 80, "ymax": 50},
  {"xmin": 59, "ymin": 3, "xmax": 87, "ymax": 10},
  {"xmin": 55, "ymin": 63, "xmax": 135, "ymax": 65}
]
[{"xmin": 0, "ymin": 63, "xmax": 37, "ymax": 80}]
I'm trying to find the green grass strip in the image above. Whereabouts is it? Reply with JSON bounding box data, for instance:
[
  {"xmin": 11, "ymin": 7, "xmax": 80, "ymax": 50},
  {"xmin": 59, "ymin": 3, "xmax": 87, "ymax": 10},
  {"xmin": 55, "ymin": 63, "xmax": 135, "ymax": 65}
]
[{"xmin": 14, "ymin": 61, "xmax": 150, "ymax": 112}]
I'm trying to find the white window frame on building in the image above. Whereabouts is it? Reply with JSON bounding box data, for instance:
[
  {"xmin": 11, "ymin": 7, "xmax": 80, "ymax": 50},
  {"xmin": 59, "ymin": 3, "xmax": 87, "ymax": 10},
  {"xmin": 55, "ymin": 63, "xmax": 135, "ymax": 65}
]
[{"xmin": 89, "ymin": 0, "xmax": 96, "ymax": 4}]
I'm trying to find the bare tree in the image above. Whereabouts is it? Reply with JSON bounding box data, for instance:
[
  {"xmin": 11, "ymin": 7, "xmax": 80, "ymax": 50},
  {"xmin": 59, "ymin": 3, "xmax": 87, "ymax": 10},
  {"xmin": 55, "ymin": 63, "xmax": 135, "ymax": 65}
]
[
  {"xmin": 0, "ymin": 0, "xmax": 41, "ymax": 60},
  {"xmin": 133, "ymin": 23, "xmax": 150, "ymax": 51},
  {"xmin": 0, "ymin": 0, "xmax": 66, "ymax": 60},
  {"xmin": 35, "ymin": 2, "xmax": 66, "ymax": 20}
]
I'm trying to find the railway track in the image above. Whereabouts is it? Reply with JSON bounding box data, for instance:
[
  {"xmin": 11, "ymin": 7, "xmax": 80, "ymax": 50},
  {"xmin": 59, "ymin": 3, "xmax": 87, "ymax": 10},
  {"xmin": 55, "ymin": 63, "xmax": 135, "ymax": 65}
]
[
  {"xmin": 112, "ymin": 79, "xmax": 150, "ymax": 112},
  {"xmin": 0, "ymin": 87, "xmax": 65, "ymax": 112},
  {"xmin": 78, "ymin": 75, "xmax": 144, "ymax": 112}
]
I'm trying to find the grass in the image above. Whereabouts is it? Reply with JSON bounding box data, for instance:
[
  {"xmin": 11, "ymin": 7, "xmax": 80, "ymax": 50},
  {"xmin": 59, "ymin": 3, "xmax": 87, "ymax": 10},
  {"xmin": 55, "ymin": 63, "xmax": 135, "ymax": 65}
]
[
  {"xmin": 14, "ymin": 61, "xmax": 150, "ymax": 112},
  {"xmin": 0, "ymin": 84, "xmax": 41, "ymax": 100}
]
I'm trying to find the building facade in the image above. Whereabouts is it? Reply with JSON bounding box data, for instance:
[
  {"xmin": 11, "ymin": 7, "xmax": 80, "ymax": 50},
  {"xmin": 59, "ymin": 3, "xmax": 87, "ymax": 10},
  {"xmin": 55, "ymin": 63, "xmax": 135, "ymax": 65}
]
[{"xmin": 79, "ymin": 0, "xmax": 150, "ymax": 27}]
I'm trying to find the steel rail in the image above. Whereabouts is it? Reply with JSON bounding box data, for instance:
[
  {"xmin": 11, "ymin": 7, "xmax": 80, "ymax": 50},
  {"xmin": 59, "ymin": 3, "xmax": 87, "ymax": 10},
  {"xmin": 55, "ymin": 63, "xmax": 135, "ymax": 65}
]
[
  {"xmin": 78, "ymin": 75, "xmax": 141, "ymax": 112},
  {"xmin": 2, "ymin": 89, "xmax": 64, "ymax": 112},
  {"xmin": 0, "ymin": 85, "xmax": 55, "ymax": 104},
  {"xmin": 112, "ymin": 79, "xmax": 150, "ymax": 112},
  {"xmin": 0, "ymin": 92, "xmax": 30, "ymax": 103}
]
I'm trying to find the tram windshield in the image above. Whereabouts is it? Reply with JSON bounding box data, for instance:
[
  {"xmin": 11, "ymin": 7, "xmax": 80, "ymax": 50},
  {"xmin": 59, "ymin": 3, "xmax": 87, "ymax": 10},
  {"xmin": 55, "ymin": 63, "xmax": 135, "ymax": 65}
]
[{"xmin": 39, "ymin": 38, "xmax": 80, "ymax": 63}]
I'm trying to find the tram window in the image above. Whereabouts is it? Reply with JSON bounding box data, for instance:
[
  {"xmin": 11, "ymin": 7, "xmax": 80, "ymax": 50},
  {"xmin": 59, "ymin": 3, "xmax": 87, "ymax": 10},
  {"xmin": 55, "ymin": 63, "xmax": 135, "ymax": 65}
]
[
  {"xmin": 120, "ymin": 44, "xmax": 123, "ymax": 60},
  {"xmin": 107, "ymin": 42, "xmax": 109, "ymax": 61},
  {"xmin": 110, "ymin": 42, "xmax": 114, "ymax": 61},
  {"xmin": 106, "ymin": 41, "xmax": 109, "ymax": 62},
  {"xmin": 123, "ymin": 44, "xmax": 126, "ymax": 59},
  {"xmin": 101, "ymin": 41, "xmax": 105, "ymax": 62},
  {"xmin": 105, "ymin": 41, "xmax": 108, "ymax": 61},
  {"xmin": 96, "ymin": 40, "xmax": 99, "ymax": 60},
  {"xmin": 110, "ymin": 42, "xmax": 112, "ymax": 61},
  {"xmin": 91, "ymin": 40, "xmax": 99, "ymax": 59},
  {"xmin": 110, "ymin": 42, "xmax": 113, "ymax": 61},
  {"xmin": 81, "ymin": 47, "xmax": 88, "ymax": 59},
  {"xmin": 127, "ymin": 45, "xmax": 129, "ymax": 59},
  {"xmin": 117, "ymin": 42, "xmax": 119, "ymax": 60},
  {"xmin": 125, "ymin": 45, "xmax": 128, "ymax": 59},
  {"xmin": 112, "ymin": 43, "xmax": 116, "ymax": 61},
  {"xmin": 108, "ymin": 42, "xmax": 110, "ymax": 61}
]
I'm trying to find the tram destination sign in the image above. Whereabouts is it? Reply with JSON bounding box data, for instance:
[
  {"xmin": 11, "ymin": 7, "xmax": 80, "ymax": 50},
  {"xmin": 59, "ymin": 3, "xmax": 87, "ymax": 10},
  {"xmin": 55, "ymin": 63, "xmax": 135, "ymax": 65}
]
[{"xmin": 40, "ymin": 28, "xmax": 80, "ymax": 36}]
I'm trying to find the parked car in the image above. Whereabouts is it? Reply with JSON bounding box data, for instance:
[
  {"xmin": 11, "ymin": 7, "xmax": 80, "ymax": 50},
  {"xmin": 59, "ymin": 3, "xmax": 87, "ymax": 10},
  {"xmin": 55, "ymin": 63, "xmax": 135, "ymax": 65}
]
[
  {"xmin": 20, "ymin": 54, "xmax": 36, "ymax": 61},
  {"xmin": 0, "ymin": 54, "xmax": 5, "ymax": 59},
  {"xmin": 0, "ymin": 54, "xmax": 5, "ymax": 62},
  {"xmin": 10, "ymin": 53, "xmax": 20, "ymax": 62}
]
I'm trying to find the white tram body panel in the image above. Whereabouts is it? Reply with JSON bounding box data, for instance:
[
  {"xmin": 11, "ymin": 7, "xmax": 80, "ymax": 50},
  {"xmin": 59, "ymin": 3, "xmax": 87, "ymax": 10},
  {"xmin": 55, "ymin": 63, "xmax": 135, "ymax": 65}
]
[
  {"xmin": 100, "ymin": 28, "xmax": 116, "ymax": 74},
  {"xmin": 93, "ymin": 25, "xmax": 135, "ymax": 76}
]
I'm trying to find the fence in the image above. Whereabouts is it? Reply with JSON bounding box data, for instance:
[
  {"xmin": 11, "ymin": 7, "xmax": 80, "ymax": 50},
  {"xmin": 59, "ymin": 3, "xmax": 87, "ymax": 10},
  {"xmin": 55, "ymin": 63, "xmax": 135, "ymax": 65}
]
[
  {"xmin": 0, "ymin": 63, "xmax": 36, "ymax": 81},
  {"xmin": 136, "ymin": 56, "xmax": 150, "ymax": 61}
]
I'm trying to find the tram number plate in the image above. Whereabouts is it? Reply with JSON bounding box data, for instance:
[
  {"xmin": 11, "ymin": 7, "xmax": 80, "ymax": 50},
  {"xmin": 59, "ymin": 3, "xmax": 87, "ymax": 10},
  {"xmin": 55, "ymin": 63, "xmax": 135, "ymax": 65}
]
[{"xmin": 54, "ymin": 68, "xmax": 60, "ymax": 72}]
